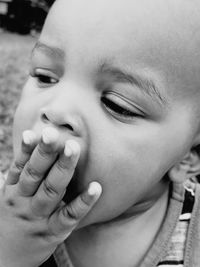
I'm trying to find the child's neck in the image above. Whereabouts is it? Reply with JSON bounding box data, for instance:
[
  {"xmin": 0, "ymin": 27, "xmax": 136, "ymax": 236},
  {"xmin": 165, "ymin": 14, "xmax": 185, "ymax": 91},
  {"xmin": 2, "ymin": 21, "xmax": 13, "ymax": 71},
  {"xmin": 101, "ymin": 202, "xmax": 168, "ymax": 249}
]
[{"xmin": 66, "ymin": 188, "xmax": 169, "ymax": 267}]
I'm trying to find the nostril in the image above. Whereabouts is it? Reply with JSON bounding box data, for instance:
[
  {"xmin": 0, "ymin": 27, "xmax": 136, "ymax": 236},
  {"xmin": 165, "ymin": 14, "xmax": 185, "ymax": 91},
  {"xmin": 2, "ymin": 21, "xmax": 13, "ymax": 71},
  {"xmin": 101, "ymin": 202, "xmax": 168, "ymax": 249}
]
[
  {"xmin": 41, "ymin": 113, "xmax": 49, "ymax": 123},
  {"xmin": 40, "ymin": 110, "xmax": 75, "ymax": 132}
]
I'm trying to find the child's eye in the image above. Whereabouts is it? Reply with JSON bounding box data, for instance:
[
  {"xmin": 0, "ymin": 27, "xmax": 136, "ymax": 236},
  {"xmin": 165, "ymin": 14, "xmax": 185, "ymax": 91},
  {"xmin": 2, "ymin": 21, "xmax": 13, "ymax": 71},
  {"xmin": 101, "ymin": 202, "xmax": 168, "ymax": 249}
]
[
  {"xmin": 30, "ymin": 68, "xmax": 59, "ymax": 88},
  {"xmin": 101, "ymin": 93, "xmax": 144, "ymax": 121}
]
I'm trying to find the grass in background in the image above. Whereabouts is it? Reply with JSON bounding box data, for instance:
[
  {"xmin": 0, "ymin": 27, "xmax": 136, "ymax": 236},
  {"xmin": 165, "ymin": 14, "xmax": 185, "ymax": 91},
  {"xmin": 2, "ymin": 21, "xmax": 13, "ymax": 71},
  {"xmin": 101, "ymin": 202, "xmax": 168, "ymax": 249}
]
[{"xmin": 0, "ymin": 32, "xmax": 36, "ymax": 172}]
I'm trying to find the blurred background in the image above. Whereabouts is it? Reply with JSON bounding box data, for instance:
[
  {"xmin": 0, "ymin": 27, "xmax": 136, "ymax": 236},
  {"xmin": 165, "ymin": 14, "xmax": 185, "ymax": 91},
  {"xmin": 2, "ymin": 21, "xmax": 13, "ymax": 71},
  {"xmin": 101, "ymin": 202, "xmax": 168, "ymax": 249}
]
[
  {"xmin": 0, "ymin": 0, "xmax": 55, "ymax": 34},
  {"xmin": 0, "ymin": 0, "xmax": 55, "ymax": 173}
]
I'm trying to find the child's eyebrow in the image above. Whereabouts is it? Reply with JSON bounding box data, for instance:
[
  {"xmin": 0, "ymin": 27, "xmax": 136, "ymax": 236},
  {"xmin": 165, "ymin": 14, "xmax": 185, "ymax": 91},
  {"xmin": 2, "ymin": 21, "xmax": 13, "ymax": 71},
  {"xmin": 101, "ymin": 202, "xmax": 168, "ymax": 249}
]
[
  {"xmin": 99, "ymin": 63, "xmax": 167, "ymax": 106},
  {"xmin": 31, "ymin": 41, "xmax": 65, "ymax": 59}
]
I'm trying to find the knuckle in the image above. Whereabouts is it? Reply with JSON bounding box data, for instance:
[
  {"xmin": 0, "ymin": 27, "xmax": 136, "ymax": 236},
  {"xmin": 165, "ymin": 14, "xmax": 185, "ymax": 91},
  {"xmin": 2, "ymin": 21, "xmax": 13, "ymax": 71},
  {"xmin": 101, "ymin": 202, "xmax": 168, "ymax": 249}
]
[
  {"xmin": 37, "ymin": 145, "xmax": 54, "ymax": 160},
  {"xmin": 43, "ymin": 179, "xmax": 59, "ymax": 198},
  {"xmin": 80, "ymin": 192, "xmax": 93, "ymax": 207},
  {"xmin": 56, "ymin": 155, "xmax": 76, "ymax": 172},
  {"xmin": 30, "ymin": 230, "xmax": 49, "ymax": 239},
  {"xmin": 24, "ymin": 162, "xmax": 42, "ymax": 181},
  {"xmin": 13, "ymin": 160, "xmax": 24, "ymax": 174},
  {"xmin": 5, "ymin": 197, "xmax": 16, "ymax": 207},
  {"xmin": 56, "ymin": 159, "xmax": 67, "ymax": 173},
  {"xmin": 16, "ymin": 213, "xmax": 31, "ymax": 221},
  {"xmin": 66, "ymin": 197, "xmax": 89, "ymax": 220},
  {"xmin": 65, "ymin": 203, "xmax": 79, "ymax": 220}
]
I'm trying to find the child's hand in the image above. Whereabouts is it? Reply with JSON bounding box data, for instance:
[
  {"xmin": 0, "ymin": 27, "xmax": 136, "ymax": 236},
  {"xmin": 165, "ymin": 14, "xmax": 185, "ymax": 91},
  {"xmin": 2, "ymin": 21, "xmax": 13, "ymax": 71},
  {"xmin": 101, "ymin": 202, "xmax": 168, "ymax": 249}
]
[{"xmin": 0, "ymin": 128, "xmax": 102, "ymax": 267}]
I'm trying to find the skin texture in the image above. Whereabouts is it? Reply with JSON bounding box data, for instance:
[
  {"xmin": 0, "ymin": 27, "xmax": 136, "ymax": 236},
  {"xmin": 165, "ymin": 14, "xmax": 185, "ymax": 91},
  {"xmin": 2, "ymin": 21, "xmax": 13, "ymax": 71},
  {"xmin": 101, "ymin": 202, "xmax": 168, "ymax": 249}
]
[
  {"xmin": 12, "ymin": 0, "xmax": 200, "ymax": 266},
  {"xmin": 0, "ymin": 129, "xmax": 102, "ymax": 267}
]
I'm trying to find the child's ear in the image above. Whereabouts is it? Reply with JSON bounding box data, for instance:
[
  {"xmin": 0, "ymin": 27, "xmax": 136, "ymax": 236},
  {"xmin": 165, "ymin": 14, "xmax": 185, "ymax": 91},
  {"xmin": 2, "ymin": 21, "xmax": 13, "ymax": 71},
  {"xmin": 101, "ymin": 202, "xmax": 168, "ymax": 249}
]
[{"xmin": 168, "ymin": 147, "xmax": 200, "ymax": 183}]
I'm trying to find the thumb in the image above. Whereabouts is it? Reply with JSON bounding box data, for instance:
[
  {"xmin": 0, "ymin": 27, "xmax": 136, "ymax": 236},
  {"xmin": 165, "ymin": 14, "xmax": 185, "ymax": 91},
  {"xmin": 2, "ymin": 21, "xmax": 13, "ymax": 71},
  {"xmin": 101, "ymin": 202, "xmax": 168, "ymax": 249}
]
[{"xmin": 49, "ymin": 182, "xmax": 102, "ymax": 238}]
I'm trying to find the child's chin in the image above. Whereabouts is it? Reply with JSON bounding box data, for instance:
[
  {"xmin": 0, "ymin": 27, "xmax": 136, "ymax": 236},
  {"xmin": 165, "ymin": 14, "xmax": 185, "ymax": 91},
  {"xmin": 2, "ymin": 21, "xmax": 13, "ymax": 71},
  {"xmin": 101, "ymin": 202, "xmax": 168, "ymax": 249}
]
[
  {"xmin": 75, "ymin": 213, "xmax": 98, "ymax": 230},
  {"xmin": 75, "ymin": 220, "xmax": 88, "ymax": 230}
]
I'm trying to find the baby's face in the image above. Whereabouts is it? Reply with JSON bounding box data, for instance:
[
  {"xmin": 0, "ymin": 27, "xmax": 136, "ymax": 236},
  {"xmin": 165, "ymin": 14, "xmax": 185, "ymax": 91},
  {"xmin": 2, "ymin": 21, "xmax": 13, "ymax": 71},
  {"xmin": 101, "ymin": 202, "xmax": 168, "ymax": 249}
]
[{"xmin": 13, "ymin": 0, "xmax": 200, "ymax": 227}]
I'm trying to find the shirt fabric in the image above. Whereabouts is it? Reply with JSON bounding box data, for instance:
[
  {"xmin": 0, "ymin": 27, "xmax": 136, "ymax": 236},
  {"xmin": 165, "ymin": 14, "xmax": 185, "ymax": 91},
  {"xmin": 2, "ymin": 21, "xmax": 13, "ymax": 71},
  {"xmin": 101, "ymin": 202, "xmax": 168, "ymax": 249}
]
[
  {"xmin": 40, "ymin": 182, "xmax": 200, "ymax": 267},
  {"xmin": 156, "ymin": 187, "xmax": 194, "ymax": 266}
]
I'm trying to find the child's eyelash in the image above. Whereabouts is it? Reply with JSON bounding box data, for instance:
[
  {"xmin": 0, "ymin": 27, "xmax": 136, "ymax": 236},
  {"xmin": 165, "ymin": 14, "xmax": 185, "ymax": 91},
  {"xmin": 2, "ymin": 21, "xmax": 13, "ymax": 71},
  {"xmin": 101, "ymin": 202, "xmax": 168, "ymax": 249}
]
[
  {"xmin": 101, "ymin": 96, "xmax": 143, "ymax": 119},
  {"xmin": 34, "ymin": 74, "xmax": 57, "ymax": 84},
  {"xmin": 30, "ymin": 69, "xmax": 58, "ymax": 86}
]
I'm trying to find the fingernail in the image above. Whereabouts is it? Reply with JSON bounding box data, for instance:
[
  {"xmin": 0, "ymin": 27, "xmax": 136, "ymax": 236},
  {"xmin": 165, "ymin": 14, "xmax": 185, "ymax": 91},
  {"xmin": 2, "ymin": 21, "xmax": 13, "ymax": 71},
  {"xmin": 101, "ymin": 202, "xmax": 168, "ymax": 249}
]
[
  {"xmin": 64, "ymin": 142, "xmax": 73, "ymax": 157},
  {"xmin": 88, "ymin": 182, "xmax": 102, "ymax": 196},
  {"xmin": 23, "ymin": 130, "xmax": 36, "ymax": 145},
  {"xmin": 66, "ymin": 140, "xmax": 80, "ymax": 156},
  {"xmin": 42, "ymin": 127, "xmax": 59, "ymax": 144}
]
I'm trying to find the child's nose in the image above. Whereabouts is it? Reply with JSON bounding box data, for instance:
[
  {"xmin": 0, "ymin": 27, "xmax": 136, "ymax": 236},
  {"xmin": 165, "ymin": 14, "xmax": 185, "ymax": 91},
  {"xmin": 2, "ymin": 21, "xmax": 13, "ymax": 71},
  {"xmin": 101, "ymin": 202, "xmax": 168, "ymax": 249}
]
[
  {"xmin": 38, "ymin": 81, "xmax": 90, "ymax": 139},
  {"xmin": 39, "ymin": 106, "xmax": 83, "ymax": 137}
]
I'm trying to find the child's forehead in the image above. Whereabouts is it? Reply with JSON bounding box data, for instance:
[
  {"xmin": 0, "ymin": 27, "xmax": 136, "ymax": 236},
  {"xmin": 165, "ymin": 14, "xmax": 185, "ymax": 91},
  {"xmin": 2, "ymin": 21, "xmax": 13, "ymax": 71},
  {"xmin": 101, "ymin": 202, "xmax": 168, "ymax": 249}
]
[
  {"xmin": 42, "ymin": 0, "xmax": 200, "ymax": 99},
  {"xmin": 52, "ymin": 0, "xmax": 199, "ymax": 25},
  {"xmin": 46, "ymin": 0, "xmax": 200, "ymax": 58}
]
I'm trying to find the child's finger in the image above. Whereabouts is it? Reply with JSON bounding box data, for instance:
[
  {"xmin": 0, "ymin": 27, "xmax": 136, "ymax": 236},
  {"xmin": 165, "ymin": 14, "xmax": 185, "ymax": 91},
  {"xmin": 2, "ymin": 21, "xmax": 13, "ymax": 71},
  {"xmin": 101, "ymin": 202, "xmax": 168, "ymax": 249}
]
[
  {"xmin": 49, "ymin": 182, "xmax": 102, "ymax": 238},
  {"xmin": 6, "ymin": 130, "xmax": 37, "ymax": 185},
  {"xmin": 30, "ymin": 140, "xmax": 80, "ymax": 216},
  {"xmin": 17, "ymin": 127, "xmax": 60, "ymax": 196}
]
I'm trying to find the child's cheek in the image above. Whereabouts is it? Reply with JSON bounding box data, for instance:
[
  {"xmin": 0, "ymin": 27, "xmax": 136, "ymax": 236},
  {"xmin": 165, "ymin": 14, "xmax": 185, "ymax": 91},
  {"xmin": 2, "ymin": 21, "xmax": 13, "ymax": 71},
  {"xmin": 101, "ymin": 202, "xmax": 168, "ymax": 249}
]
[{"xmin": 13, "ymin": 103, "xmax": 36, "ymax": 156}]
